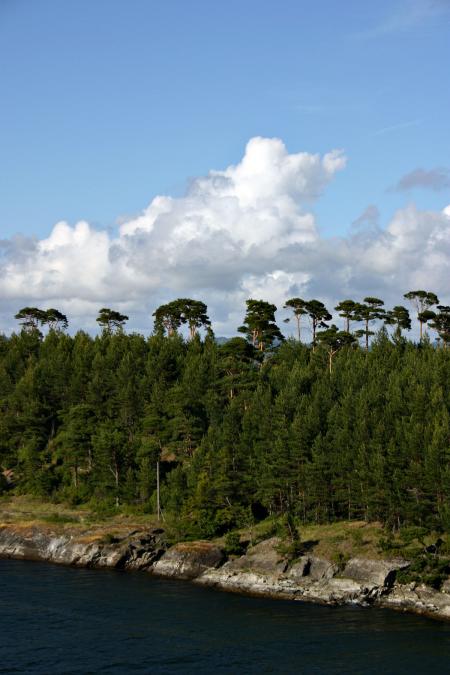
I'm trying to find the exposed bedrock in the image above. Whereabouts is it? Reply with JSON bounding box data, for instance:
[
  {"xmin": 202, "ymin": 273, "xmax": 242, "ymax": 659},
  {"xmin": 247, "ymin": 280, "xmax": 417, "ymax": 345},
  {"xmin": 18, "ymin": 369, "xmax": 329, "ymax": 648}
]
[
  {"xmin": 0, "ymin": 525, "xmax": 166, "ymax": 570},
  {"xmin": 1, "ymin": 525, "xmax": 449, "ymax": 620},
  {"xmin": 193, "ymin": 539, "xmax": 409, "ymax": 605},
  {"xmin": 152, "ymin": 541, "xmax": 225, "ymax": 579}
]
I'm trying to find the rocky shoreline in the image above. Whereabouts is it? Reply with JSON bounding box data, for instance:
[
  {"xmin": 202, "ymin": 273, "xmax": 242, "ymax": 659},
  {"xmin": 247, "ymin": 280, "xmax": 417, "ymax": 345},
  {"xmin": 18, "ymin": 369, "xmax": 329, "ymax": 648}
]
[{"xmin": 1, "ymin": 524, "xmax": 449, "ymax": 621}]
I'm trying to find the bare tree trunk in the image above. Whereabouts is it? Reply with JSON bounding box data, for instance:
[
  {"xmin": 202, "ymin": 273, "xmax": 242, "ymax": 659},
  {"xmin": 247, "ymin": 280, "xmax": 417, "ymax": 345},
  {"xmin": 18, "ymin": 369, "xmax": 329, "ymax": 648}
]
[
  {"xmin": 156, "ymin": 459, "xmax": 161, "ymax": 521},
  {"xmin": 329, "ymin": 349, "xmax": 338, "ymax": 374},
  {"xmin": 110, "ymin": 456, "xmax": 120, "ymax": 507}
]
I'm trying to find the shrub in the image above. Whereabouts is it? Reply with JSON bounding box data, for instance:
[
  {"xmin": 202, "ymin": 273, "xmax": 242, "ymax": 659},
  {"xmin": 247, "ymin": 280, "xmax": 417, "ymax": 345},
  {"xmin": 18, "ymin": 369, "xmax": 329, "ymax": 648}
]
[{"xmin": 224, "ymin": 531, "xmax": 245, "ymax": 556}]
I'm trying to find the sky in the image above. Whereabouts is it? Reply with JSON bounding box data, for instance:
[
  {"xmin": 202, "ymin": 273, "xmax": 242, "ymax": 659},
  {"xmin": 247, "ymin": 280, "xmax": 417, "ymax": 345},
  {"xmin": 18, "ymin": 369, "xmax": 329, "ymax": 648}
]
[{"xmin": 1, "ymin": 0, "xmax": 450, "ymax": 337}]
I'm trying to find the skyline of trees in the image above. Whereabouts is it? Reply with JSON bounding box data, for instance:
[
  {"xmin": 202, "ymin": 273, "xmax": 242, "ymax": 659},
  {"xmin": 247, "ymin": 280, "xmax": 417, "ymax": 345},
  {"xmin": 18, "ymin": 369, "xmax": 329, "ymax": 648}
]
[{"xmin": 9, "ymin": 288, "xmax": 450, "ymax": 349}]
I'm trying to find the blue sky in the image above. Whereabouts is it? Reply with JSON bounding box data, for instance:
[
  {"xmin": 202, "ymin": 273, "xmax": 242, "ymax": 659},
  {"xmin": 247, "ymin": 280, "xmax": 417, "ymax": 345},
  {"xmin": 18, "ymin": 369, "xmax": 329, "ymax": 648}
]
[
  {"xmin": 0, "ymin": 0, "xmax": 450, "ymax": 335},
  {"xmin": 1, "ymin": 0, "xmax": 449, "ymax": 237}
]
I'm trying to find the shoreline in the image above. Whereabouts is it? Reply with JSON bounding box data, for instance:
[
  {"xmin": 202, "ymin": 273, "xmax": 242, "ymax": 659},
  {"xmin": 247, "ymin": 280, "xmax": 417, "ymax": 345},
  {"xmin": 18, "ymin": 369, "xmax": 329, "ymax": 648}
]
[{"xmin": 1, "ymin": 522, "xmax": 449, "ymax": 622}]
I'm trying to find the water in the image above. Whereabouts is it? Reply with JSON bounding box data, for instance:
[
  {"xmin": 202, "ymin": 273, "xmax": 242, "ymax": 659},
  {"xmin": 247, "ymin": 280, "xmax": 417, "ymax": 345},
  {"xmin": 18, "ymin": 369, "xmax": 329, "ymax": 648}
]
[{"xmin": 1, "ymin": 560, "xmax": 450, "ymax": 674}]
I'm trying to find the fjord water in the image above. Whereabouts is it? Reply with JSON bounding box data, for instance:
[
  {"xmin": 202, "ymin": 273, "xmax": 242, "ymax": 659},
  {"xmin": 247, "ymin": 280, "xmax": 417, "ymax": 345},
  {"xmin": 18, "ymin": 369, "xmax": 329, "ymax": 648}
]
[{"xmin": 1, "ymin": 560, "xmax": 450, "ymax": 674}]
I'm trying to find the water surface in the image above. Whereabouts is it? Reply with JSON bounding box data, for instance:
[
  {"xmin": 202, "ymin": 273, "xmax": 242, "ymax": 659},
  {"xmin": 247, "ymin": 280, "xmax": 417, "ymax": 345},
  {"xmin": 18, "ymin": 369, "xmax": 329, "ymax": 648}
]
[{"xmin": 1, "ymin": 559, "xmax": 449, "ymax": 674}]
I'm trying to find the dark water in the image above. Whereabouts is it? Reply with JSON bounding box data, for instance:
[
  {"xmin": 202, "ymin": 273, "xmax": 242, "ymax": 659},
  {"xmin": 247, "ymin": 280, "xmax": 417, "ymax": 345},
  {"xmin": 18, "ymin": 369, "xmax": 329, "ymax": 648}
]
[{"xmin": 1, "ymin": 560, "xmax": 450, "ymax": 674}]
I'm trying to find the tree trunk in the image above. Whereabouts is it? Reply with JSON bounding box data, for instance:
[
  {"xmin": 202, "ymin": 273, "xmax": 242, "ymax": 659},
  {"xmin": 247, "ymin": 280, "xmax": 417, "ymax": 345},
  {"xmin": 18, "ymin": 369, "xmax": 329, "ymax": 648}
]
[
  {"xmin": 110, "ymin": 456, "xmax": 120, "ymax": 507},
  {"xmin": 156, "ymin": 459, "xmax": 161, "ymax": 521}
]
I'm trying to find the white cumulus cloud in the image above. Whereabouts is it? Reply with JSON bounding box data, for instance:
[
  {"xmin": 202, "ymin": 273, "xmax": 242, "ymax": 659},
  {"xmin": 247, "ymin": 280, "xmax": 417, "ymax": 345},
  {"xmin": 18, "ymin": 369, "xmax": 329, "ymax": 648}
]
[{"xmin": 0, "ymin": 136, "xmax": 449, "ymax": 337}]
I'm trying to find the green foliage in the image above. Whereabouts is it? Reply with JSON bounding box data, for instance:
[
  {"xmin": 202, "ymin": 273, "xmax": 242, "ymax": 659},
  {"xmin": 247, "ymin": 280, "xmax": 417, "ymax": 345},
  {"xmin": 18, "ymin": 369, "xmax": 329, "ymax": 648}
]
[
  {"xmin": 397, "ymin": 553, "xmax": 450, "ymax": 590},
  {"xmin": 238, "ymin": 299, "xmax": 284, "ymax": 351},
  {"xmin": 153, "ymin": 299, "xmax": 211, "ymax": 338},
  {"xmin": 304, "ymin": 300, "xmax": 332, "ymax": 345},
  {"xmin": 283, "ymin": 298, "xmax": 308, "ymax": 341},
  {"xmin": 0, "ymin": 473, "xmax": 9, "ymax": 494},
  {"xmin": 100, "ymin": 532, "xmax": 120, "ymax": 545},
  {"xmin": 88, "ymin": 497, "xmax": 119, "ymax": 519},
  {"xmin": 275, "ymin": 513, "xmax": 303, "ymax": 559},
  {"xmin": 331, "ymin": 550, "xmax": 350, "ymax": 571},
  {"xmin": 224, "ymin": 531, "xmax": 245, "ymax": 556},
  {"xmin": 42, "ymin": 512, "xmax": 79, "ymax": 524},
  {"xmin": 96, "ymin": 308, "xmax": 128, "ymax": 334},
  {"xmin": 0, "ymin": 318, "xmax": 449, "ymax": 545}
]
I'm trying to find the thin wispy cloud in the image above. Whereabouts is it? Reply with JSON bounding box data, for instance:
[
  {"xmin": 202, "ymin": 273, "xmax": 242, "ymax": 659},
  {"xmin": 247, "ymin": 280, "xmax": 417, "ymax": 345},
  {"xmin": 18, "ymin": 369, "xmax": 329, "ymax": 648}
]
[
  {"xmin": 391, "ymin": 167, "xmax": 450, "ymax": 191},
  {"xmin": 355, "ymin": 0, "xmax": 450, "ymax": 39},
  {"xmin": 374, "ymin": 119, "xmax": 421, "ymax": 136}
]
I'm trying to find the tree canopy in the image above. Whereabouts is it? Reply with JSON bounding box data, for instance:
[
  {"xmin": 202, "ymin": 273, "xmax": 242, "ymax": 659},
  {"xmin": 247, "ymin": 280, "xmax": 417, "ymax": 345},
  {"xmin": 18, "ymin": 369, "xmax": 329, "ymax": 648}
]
[
  {"xmin": 404, "ymin": 290, "xmax": 439, "ymax": 339},
  {"xmin": 238, "ymin": 299, "xmax": 284, "ymax": 351},
  {"xmin": 1, "ymin": 296, "xmax": 449, "ymax": 539},
  {"xmin": 96, "ymin": 308, "xmax": 129, "ymax": 333},
  {"xmin": 153, "ymin": 299, "xmax": 211, "ymax": 338}
]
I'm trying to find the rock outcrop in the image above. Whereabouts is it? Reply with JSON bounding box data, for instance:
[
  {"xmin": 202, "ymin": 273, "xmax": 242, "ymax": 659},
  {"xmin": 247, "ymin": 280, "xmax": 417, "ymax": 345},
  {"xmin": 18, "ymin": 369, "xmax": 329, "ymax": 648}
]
[
  {"xmin": 1, "ymin": 523, "xmax": 449, "ymax": 621},
  {"xmin": 0, "ymin": 525, "xmax": 166, "ymax": 570},
  {"xmin": 195, "ymin": 540, "xmax": 409, "ymax": 606},
  {"xmin": 223, "ymin": 537, "xmax": 288, "ymax": 575},
  {"xmin": 342, "ymin": 557, "xmax": 409, "ymax": 587},
  {"xmin": 380, "ymin": 583, "xmax": 450, "ymax": 619},
  {"xmin": 152, "ymin": 541, "xmax": 225, "ymax": 579}
]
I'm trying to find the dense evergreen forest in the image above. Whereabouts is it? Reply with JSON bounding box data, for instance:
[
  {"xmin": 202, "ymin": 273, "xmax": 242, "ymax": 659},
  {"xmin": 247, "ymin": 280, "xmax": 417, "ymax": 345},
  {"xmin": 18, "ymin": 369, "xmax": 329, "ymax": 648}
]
[{"xmin": 1, "ymin": 293, "xmax": 449, "ymax": 538}]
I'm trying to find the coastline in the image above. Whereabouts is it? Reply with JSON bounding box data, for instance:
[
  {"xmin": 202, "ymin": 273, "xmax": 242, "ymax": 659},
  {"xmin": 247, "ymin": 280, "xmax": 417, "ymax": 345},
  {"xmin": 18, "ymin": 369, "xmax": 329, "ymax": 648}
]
[{"xmin": 1, "ymin": 522, "xmax": 449, "ymax": 622}]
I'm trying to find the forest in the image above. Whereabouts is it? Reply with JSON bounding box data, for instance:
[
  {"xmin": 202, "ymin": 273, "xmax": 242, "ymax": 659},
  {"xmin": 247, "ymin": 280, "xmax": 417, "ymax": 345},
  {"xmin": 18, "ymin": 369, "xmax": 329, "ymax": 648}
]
[{"xmin": 0, "ymin": 291, "xmax": 449, "ymax": 539}]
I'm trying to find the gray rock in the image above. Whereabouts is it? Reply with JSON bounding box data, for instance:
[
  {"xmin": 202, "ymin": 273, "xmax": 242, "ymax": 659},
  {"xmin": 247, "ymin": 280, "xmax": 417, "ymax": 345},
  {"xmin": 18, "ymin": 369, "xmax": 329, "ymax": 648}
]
[
  {"xmin": 381, "ymin": 583, "xmax": 450, "ymax": 619},
  {"xmin": 342, "ymin": 558, "xmax": 409, "ymax": 588},
  {"xmin": 441, "ymin": 578, "xmax": 450, "ymax": 595},
  {"xmin": 287, "ymin": 557, "xmax": 310, "ymax": 581},
  {"xmin": 0, "ymin": 525, "xmax": 166, "ymax": 570},
  {"xmin": 197, "ymin": 567, "xmax": 296, "ymax": 598},
  {"xmin": 226, "ymin": 537, "xmax": 288, "ymax": 575},
  {"xmin": 300, "ymin": 578, "xmax": 370, "ymax": 604},
  {"xmin": 198, "ymin": 567, "xmax": 372, "ymax": 605},
  {"xmin": 308, "ymin": 556, "xmax": 337, "ymax": 581},
  {"xmin": 152, "ymin": 542, "xmax": 225, "ymax": 579},
  {"xmin": 115, "ymin": 532, "xmax": 166, "ymax": 570}
]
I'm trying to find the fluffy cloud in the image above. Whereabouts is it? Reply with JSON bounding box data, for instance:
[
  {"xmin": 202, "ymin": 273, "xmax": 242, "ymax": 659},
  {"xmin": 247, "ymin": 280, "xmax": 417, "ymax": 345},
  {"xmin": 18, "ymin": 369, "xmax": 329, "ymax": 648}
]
[{"xmin": 1, "ymin": 136, "xmax": 449, "ymax": 337}]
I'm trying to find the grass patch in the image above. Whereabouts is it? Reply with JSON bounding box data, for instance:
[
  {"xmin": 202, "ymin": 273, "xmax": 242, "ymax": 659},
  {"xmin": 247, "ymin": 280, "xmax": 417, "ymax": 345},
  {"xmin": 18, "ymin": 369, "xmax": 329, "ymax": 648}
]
[
  {"xmin": 0, "ymin": 495, "xmax": 161, "ymax": 534},
  {"xmin": 41, "ymin": 513, "xmax": 80, "ymax": 525},
  {"xmin": 234, "ymin": 518, "xmax": 386, "ymax": 561}
]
